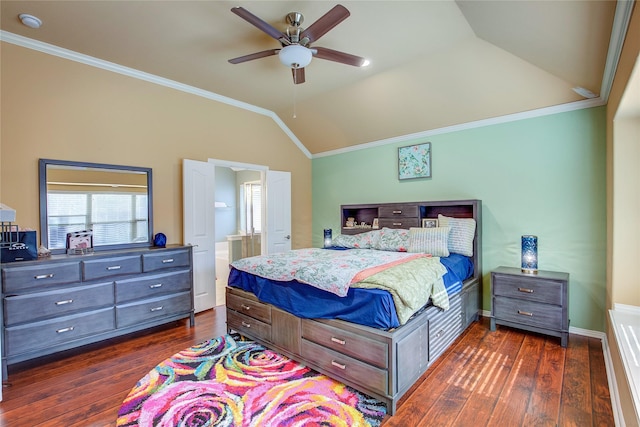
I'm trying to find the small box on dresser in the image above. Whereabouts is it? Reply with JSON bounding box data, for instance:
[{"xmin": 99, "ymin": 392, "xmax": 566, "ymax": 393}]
[{"xmin": 490, "ymin": 266, "xmax": 569, "ymax": 347}]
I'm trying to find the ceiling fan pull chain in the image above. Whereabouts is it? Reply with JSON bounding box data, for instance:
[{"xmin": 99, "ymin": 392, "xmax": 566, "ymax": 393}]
[{"xmin": 293, "ymin": 77, "xmax": 297, "ymax": 118}]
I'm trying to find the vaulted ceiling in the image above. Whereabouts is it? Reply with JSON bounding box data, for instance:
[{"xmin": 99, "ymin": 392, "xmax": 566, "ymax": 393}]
[{"xmin": 0, "ymin": 1, "xmax": 623, "ymax": 155}]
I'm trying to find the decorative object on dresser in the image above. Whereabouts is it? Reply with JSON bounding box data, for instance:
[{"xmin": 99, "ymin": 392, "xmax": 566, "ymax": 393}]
[
  {"xmin": 490, "ymin": 266, "xmax": 569, "ymax": 347},
  {"xmin": 521, "ymin": 235, "xmax": 538, "ymax": 273},
  {"xmin": 227, "ymin": 199, "xmax": 482, "ymax": 414},
  {"xmin": 0, "ymin": 245, "xmax": 194, "ymax": 377},
  {"xmin": 398, "ymin": 142, "xmax": 431, "ymax": 180}
]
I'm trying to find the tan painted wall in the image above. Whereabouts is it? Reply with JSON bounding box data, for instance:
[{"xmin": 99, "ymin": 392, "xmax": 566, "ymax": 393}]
[
  {"xmin": 606, "ymin": 3, "xmax": 640, "ymax": 426},
  {"xmin": 0, "ymin": 42, "xmax": 312, "ymax": 249}
]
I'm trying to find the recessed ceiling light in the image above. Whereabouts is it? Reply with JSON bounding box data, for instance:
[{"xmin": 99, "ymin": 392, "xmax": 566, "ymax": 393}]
[{"xmin": 19, "ymin": 14, "xmax": 42, "ymax": 29}]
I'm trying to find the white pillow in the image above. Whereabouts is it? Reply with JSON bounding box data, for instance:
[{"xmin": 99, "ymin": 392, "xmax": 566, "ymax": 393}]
[
  {"xmin": 438, "ymin": 214, "xmax": 476, "ymax": 257},
  {"xmin": 408, "ymin": 227, "xmax": 450, "ymax": 257}
]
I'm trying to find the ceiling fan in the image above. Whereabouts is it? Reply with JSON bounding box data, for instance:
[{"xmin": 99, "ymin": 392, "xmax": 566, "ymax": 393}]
[{"xmin": 228, "ymin": 4, "xmax": 368, "ymax": 84}]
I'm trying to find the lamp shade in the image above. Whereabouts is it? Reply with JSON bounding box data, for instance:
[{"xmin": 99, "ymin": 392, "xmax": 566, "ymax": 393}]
[
  {"xmin": 278, "ymin": 44, "xmax": 313, "ymax": 69},
  {"xmin": 521, "ymin": 235, "xmax": 538, "ymax": 273},
  {"xmin": 324, "ymin": 229, "xmax": 332, "ymax": 248}
]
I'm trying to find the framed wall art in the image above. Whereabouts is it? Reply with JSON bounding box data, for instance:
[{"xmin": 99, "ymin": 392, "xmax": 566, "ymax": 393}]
[{"xmin": 398, "ymin": 142, "xmax": 431, "ymax": 180}]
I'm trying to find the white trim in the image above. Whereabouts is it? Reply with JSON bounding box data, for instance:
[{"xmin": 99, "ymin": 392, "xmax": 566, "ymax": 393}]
[
  {"xmin": 207, "ymin": 158, "xmax": 268, "ymax": 172},
  {"xmin": 0, "ymin": 31, "xmax": 313, "ymax": 160},
  {"xmin": 603, "ymin": 332, "xmax": 626, "ymax": 426},
  {"xmin": 614, "ymin": 304, "xmax": 640, "ymax": 315},
  {"xmin": 600, "ymin": 0, "xmax": 636, "ymax": 103},
  {"xmin": 313, "ymin": 98, "xmax": 605, "ymax": 158}
]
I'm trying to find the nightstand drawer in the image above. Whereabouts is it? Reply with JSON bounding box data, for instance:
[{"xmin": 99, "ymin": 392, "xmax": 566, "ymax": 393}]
[
  {"xmin": 493, "ymin": 275, "xmax": 562, "ymax": 305},
  {"xmin": 493, "ymin": 297, "xmax": 563, "ymax": 329}
]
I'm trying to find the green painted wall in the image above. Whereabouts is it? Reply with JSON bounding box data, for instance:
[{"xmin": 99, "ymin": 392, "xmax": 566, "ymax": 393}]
[{"xmin": 312, "ymin": 106, "xmax": 606, "ymax": 332}]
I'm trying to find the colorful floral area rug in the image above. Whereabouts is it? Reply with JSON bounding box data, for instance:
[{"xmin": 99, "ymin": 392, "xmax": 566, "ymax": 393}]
[{"xmin": 117, "ymin": 334, "xmax": 386, "ymax": 426}]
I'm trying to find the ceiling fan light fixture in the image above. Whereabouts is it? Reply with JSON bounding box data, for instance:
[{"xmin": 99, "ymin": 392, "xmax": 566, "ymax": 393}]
[
  {"xmin": 19, "ymin": 13, "xmax": 42, "ymax": 29},
  {"xmin": 279, "ymin": 44, "xmax": 313, "ymax": 69}
]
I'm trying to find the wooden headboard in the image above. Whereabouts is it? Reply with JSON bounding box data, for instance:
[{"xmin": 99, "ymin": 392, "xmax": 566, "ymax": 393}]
[{"xmin": 339, "ymin": 199, "xmax": 482, "ymax": 282}]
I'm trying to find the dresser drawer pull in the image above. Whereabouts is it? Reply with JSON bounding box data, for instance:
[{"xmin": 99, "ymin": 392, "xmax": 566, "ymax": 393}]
[
  {"xmin": 241, "ymin": 304, "xmax": 251, "ymax": 311},
  {"xmin": 241, "ymin": 321, "xmax": 251, "ymax": 328},
  {"xmin": 392, "ymin": 210, "xmax": 402, "ymax": 214},
  {"xmin": 518, "ymin": 287, "xmax": 534, "ymax": 293},
  {"xmin": 34, "ymin": 273, "xmax": 54, "ymax": 280},
  {"xmin": 518, "ymin": 310, "xmax": 534, "ymax": 317},
  {"xmin": 106, "ymin": 265, "xmax": 121, "ymax": 271},
  {"xmin": 149, "ymin": 283, "xmax": 163, "ymax": 289},
  {"xmin": 150, "ymin": 306, "xmax": 163, "ymax": 312},
  {"xmin": 331, "ymin": 360, "xmax": 346, "ymax": 370},
  {"xmin": 331, "ymin": 337, "xmax": 346, "ymax": 345},
  {"xmin": 56, "ymin": 326, "xmax": 75, "ymax": 334},
  {"xmin": 392, "ymin": 222, "xmax": 402, "ymax": 226},
  {"xmin": 55, "ymin": 299, "xmax": 74, "ymax": 305},
  {"xmin": 162, "ymin": 258, "xmax": 175, "ymax": 264}
]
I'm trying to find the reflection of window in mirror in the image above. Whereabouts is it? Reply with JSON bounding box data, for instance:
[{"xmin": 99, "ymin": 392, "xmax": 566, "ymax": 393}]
[
  {"xmin": 46, "ymin": 167, "xmax": 148, "ymax": 249},
  {"xmin": 239, "ymin": 181, "xmax": 261, "ymax": 234}
]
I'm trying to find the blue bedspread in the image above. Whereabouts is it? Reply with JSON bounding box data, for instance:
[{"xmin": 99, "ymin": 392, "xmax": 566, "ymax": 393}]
[{"xmin": 227, "ymin": 253, "xmax": 473, "ymax": 330}]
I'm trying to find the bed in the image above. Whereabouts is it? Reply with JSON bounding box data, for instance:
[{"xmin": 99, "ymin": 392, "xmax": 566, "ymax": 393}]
[{"xmin": 225, "ymin": 199, "xmax": 482, "ymax": 415}]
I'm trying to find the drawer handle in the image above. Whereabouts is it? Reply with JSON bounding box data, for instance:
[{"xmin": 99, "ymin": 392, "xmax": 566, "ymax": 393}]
[
  {"xmin": 392, "ymin": 222, "xmax": 402, "ymax": 226},
  {"xmin": 149, "ymin": 283, "xmax": 163, "ymax": 289},
  {"xmin": 330, "ymin": 337, "xmax": 346, "ymax": 345},
  {"xmin": 518, "ymin": 310, "xmax": 533, "ymax": 317},
  {"xmin": 56, "ymin": 326, "xmax": 75, "ymax": 334},
  {"xmin": 106, "ymin": 265, "xmax": 121, "ymax": 271},
  {"xmin": 331, "ymin": 360, "xmax": 346, "ymax": 370},
  {"xmin": 162, "ymin": 258, "xmax": 175, "ymax": 264},
  {"xmin": 55, "ymin": 299, "xmax": 74, "ymax": 305},
  {"xmin": 150, "ymin": 306, "xmax": 163, "ymax": 312},
  {"xmin": 518, "ymin": 287, "xmax": 534, "ymax": 293},
  {"xmin": 241, "ymin": 321, "xmax": 251, "ymax": 328},
  {"xmin": 392, "ymin": 210, "xmax": 402, "ymax": 214},
  {"xmin": 241, "ymin": 304, "xmax": 251, "ymax": 311},
  {"xmin": 436, "ymin": 330, "xmax": 444, "ymax": 338},
  {"xmin": 34, "ymin": 273, "xmax": 54, "ymax": 280}
]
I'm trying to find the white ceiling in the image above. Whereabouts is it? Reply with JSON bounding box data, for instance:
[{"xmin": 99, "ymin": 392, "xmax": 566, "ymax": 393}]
[{"xmin": 0, "ymin": 1, "xmax": 623, "ymax": 155}]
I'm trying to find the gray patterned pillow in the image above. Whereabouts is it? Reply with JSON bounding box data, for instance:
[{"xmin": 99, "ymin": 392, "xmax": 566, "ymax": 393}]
[
  {"xmin": 331, "ymin": 230, "xmax": 379, "ymax": 249},
  {"xmin": 437, "ymin": 214, "xmax": 476, "ymax": 257},
  {"xmin": 408, "ymin": 227, "xmax": 450, "ymax": 256},
  {"xmin": 372, "ymin": 228, "xmax": 410, "ymax": 252}
]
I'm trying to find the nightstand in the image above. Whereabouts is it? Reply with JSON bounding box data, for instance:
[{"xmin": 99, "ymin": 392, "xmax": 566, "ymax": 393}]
[{"xmin": 490, "ymin": 266, "xmax": 569, "ymax": 347}]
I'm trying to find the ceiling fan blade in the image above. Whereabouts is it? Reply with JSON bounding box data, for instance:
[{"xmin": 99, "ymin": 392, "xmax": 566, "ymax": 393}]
[
  {"xmin": 313, "ymin": 47, "xmax": 367, "ymax": 67},
  {"xmin": 292, "ymin": 67, "xmax": 306, "ymax": 84},
  {"xmin": 231, "ymin": 7, "xmax": 288, "ymax": 41},
  {"xmin": 300, "ymin": 4, "xmax": 350, "ymax": 44},
  {"xmin": 228, "ymin": 49, "xmax": 279, "ymax": 64}
]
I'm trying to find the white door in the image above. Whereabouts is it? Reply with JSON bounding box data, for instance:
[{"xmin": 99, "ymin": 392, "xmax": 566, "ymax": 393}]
[
  {"xmin": 265, "ymin": 170, "xmax": 292, "ymax": 254},
  {"xmin": 183, "ymin": 159, "xmax": 217, "ymax": 312}
]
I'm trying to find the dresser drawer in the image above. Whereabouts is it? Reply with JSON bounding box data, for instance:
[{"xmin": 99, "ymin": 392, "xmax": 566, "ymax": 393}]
[
  {"xmin": 115, "ymin": 291, "xmax": 192, "ymax": 328},
  {"xmin": 378, "ymin": 205, "xmax": 419, "ymax": 218},
  {"xmin": 226, "ymin": 292, "xmax": 272, "ymax": 324},
  {"xmin": 493, "ymin": 297, "xmax": 563, "ymax": 329},
  {"xmin": 4, "ymin": 282, "xmax": 114, "ymax": 326},
  {"xmin": 115, "ymin": 270, "xmax": 191, "ymax": 303},
  {"xmin": 143, "ymin": 249, "xmax": 191, "ymax": 272},
  {"xmin": 378, "ymin": 218, "xmax": 420, "ymax": 229},
  {"xmin": 301, "ymin": 339, "xmax": 388, "ymax": 395},
  {"xmin": 82, "ymin": 255, "xmax": 141, "ymax": 281},
  {"xmin": 227, "ymin": 309, "xmax": 272, "ymax": 342},
  {"xmin": 493, "ymin": 275, "xmax": 562, "ymax": 305},
  {"xmin": 2, "ymin": 262, "xmax": 80, "ymax": 292},
  {"xmin": 302, "ymin": 320, "xmax": 388, "ymax": 369},
  {"xmin": 4, "ymin": 307, "xmax": 115, "ymax": 356}
]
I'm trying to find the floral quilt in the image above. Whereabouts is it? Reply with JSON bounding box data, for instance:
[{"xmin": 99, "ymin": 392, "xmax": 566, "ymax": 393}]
[{"xmin": 230, "ymin": 248, "xmax": 427, "ymax": 297}]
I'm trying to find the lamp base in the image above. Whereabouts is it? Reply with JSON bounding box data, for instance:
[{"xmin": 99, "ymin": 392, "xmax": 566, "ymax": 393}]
[{"xmin": 521, "ymin": 268, "xmax": 538, "ymax": 275}]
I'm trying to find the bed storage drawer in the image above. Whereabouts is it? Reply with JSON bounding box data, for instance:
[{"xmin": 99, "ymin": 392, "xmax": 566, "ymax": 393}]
[
  {"xmin": 227, "ymin": 292, "xmax": 272, "ymax": 324},
  {"xmin": 377, "ymin": 218, "xmax": 420, "ymax": 229},
  {"xmin": 227, "ymin": 310, "xmax": 271, "ymax": 342},
  {"xmin": 378, "ymin": 205, "xmax": 419, "ymax": 218},
  {"xmin": 428, "ymin": 295, "xmax": 462, "ymax": 362},
  {"xmin": 301, "ymin": 339, "xmax": 388, "ymax": 395},
  {"xmin": 302, "ymin": 319, "xmax": 388, "ymax": 369}
]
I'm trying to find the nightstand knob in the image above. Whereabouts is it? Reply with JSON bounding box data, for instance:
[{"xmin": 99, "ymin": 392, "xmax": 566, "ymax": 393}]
[{"xmin": 518, "ymin": 287, "xmax": 534, "ymax": 293}]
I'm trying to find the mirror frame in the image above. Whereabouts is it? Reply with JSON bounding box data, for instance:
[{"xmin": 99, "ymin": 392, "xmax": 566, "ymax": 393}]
[{"xmin": 39, "ymin": 159, "xmax": 154, "ymax": 254}]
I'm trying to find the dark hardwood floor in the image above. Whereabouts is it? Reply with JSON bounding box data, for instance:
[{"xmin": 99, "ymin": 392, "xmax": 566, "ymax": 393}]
[{"xmin": 0, "ymin": 309, "xmax": 614, "ymax": 426}]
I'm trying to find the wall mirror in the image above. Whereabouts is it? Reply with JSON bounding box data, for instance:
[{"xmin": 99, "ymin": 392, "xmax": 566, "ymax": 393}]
[{"xmin": 39, "ymin": 159, "xmax": 153, "ymax": 254}]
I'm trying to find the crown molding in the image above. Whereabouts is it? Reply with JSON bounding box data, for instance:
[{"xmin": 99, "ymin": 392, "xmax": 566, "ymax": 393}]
[{"xmin": 0, "ymin": 31, "xmax": 312, "ymax": 160}]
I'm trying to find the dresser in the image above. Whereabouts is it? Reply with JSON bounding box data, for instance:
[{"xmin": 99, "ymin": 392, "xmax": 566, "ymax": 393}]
[
  {"xmin": 490, "ymin": 266, "xmax": 569, "ymax": 347},
  {"xmin": 1, "ymin": 245, "xmax": 194, "ymax": 375}
]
